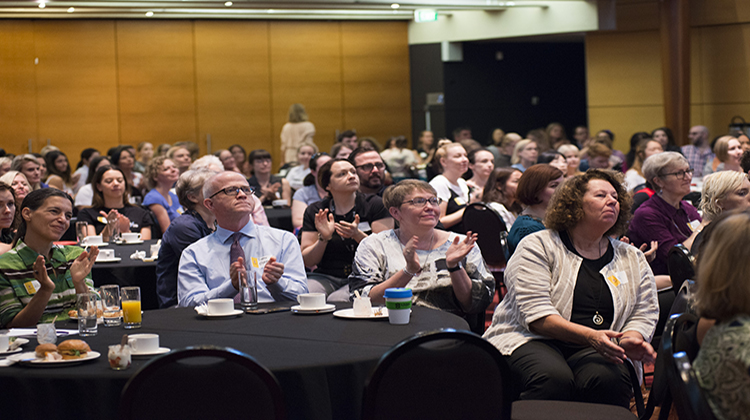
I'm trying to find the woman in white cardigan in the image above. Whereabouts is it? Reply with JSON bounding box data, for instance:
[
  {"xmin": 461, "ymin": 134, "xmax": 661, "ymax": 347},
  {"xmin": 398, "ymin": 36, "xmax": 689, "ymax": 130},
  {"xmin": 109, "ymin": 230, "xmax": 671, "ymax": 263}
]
[{"xmin": 483, "ymin": 169, "xmax": 659, "ymax": 408}]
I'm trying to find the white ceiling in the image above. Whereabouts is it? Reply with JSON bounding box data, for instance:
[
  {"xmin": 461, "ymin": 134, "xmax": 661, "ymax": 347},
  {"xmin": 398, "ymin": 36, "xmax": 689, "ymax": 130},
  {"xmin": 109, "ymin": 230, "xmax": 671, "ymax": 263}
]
[{"xmin": 0, "ymin": 0, "xmax": 580, "ymax": 20}]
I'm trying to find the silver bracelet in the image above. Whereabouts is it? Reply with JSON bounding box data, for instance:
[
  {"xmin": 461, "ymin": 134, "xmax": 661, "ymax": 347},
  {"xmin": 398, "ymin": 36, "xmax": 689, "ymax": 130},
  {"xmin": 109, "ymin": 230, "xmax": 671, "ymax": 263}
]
[{"xmin": 403, "ymin": 267, "xmax": 420, "ymax": 277}]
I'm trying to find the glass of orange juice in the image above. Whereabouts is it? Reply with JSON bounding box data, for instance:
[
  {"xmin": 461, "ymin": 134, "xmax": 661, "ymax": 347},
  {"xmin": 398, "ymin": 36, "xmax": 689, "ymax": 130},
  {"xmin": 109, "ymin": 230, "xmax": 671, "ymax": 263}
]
[{"xmin": 121, "ymin": 287, "xmax": 142, "ymax": 329}]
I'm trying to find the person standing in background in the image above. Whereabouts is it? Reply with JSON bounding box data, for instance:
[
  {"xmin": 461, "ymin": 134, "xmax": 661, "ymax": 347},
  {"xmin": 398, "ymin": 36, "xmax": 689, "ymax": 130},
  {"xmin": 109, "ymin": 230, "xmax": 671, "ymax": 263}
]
[{"xmin": 281, "ymin": 103, "xmax": 316, "ymax": 164}]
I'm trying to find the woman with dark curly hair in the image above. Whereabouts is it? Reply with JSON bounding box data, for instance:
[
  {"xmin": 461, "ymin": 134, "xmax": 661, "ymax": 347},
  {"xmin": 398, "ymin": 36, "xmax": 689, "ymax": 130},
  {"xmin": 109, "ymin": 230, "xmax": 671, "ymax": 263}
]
[{"xmin": 484, "ymin": 169, "xmax": 659, "ymax": 408}]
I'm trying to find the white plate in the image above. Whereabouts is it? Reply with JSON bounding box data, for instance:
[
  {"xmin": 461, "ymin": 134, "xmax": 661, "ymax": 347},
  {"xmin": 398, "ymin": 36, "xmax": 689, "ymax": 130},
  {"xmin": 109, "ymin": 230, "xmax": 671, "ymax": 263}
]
[
  {"xmin": 202, "ymin": 309, "xmax": 243, "ymax": 318},
  {"xmin": 0, "ymin": 338, "xmax": 28, "ymax": 355},
  {"xmin": 9, "ymin": 351, "xmax": 101, "ymax": 366},
  {"xmin": 291, "ymin": 304, "xmax": 336, "ymax": 314},
  {"xmin": 333, "ymin": 308, "xmax": 389, "ymax": 319},
  {"xmin": 117, "ymin": 240, "xmax": 144, "ymax": 245},
  {"xmin": 95, "ymin": 257, "xmax": 121, "ymax": 263},
  {"xmin": 131, "ymin": 347, "xmax": 170, "ymax": 358}
]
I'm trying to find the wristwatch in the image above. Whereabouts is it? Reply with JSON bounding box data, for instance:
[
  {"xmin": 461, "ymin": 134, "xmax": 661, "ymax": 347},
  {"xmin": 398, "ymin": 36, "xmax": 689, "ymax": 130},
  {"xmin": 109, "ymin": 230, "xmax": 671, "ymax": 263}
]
[
  {"xmin": 447, "ymin": 262, "xmax": 463, "ymax": 273},
  {"xmin": 318, "ymin": 233, "xmax": 332, "ymax": 242}
]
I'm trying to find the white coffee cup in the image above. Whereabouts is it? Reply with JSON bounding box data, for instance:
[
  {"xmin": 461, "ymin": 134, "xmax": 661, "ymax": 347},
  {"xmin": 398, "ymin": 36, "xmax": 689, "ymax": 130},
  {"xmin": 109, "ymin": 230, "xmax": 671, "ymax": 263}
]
[
  {"xmin": 121, "ymin": 232, "xmax": 141, "ymax": 243},
  {"xmin": 207, "ymin": 298, "xmax": 235, "ymax": 315},
  {"xmin": 0, "ymin": 334, "xmax": 9, "ymax": 352},
  {"xmin": 128, "ymin": 333, "xmax": 159, "ymax": 354},
  {"xmin": 97, "ymin": 249, "xmax": 116, "ymax": 260},
  {"xmin": 353, "ymin": 296, "xmax": 373, "ymax": 317},
  {"xmin": 297, "ymin": 293, "xmax": 326, "ymax": 309},
  {"xmin": 82, "ymin": 235, "xmax": 103, "ymax": 246}
]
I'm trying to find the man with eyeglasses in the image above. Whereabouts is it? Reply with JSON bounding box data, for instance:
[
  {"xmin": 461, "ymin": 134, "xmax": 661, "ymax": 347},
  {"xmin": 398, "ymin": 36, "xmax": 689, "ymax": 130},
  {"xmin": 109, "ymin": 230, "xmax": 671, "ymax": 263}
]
[
  {"xmin": 177, "ymin": 171, "xmax": 307, "ymax": 307},
  {"xmin": 349, "ymin": 146, "xmax": 387, "ymax": 197}
]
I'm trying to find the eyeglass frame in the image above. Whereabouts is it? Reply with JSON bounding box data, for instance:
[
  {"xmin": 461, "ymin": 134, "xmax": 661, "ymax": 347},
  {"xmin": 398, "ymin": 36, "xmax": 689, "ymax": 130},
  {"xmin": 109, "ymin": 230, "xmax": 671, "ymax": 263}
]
[
  {"xmin": 355, "ymin": 162, "xmax": 386, "ymax": 172},
  {"xmin": 658, "ymin": 168, "xmax": 694, "ymax": 179},
  {"xmin": 401, "ymin": 197, "xmax": 443, "ymax": 208},
  {"xmin": 208, "ymin": 185, "xmax": 255, "ymax": 199}
]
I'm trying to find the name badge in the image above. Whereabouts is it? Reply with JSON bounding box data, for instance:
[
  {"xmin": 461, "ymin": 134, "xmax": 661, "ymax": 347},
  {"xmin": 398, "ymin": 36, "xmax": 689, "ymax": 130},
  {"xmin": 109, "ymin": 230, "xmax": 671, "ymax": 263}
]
[
  {"xmin": 606, "ymin": 270, "xmax": 628, "ymax": 287},
  {"xmin": 97, "ymin": 216, "xmax": 107, "ymax": 224},
  {"xmin": 24, "ymin": 280, "xmax": 41, "ymax": 295},
  {"xmin": 258, "ymin": 256, "xmax": 272, "ymax": 268},
  {"xmin": 688, "ymin": 220, "xmax": 701, "ymax": 232},
  {"xmin": 358, "ymin": 221, "xmax": 371, "ymax": 232},
  {"xmin": 454, "ymin": 197, "xmax": 466, "ymax": 206},
  {"xmin": 251, "ymin": 257, "xmax": 259, "ymax": 268}
]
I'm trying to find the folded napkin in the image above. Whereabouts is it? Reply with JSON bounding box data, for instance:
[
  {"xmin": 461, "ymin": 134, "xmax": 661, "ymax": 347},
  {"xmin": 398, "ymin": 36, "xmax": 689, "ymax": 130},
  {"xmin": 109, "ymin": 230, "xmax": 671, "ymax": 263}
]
[{"xmin": 194, "ymin": 304, "xmax": 208, "ymax": 316}]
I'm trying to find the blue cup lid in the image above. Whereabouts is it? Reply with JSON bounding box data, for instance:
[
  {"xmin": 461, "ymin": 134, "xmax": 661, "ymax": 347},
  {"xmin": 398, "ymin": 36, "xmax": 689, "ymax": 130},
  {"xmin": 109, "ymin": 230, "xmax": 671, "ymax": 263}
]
[{"xmin": 384, "ymin": 288, "xmax": 412, "ymax": 299}]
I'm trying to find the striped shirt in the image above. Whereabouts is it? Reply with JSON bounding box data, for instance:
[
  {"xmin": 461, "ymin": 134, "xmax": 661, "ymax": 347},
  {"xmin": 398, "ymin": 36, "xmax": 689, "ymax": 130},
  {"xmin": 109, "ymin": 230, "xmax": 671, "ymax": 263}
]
[{"xmin": 0, "ymin": 241, "xmax": 94, "ymax": 327}]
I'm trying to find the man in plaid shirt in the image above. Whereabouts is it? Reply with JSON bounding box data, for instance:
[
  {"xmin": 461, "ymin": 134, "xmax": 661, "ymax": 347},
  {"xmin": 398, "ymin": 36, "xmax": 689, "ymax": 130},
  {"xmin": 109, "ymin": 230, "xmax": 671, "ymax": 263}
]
[{"xmin": 681, "ymin": 125, "xmax": 713, "ymax": 177}]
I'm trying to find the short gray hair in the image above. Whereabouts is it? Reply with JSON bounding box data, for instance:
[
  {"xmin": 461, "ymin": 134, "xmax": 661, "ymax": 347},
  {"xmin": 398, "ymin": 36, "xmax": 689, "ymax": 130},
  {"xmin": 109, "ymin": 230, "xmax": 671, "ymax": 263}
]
[
  {"xmin": 201, "ymin": 171, "xmax": 247, "ymax": 200},
  {"xmin": 642, "ymin": 151, "xmax": 687, "ymax": 185},
  {"xmin": 177, "ymin": 168, "xmax": 218, "ymax": 210},
  {"xmin": 701, "ymin": 171, "xmax": 750, "ymax": 221},
  {"xmin": 190, "ymin": 155, "xmax": 223, "ymax": 172}
]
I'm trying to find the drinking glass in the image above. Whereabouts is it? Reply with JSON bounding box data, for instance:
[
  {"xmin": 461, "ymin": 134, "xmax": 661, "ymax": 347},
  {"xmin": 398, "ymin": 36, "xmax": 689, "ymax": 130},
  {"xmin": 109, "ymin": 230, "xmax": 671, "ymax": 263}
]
[
  {"xmin": 121, "ymin": 287, "xmax": 142, "ymax": 329},
  {"xmin": 77, "ymin": 293, "xmax": 98, "ymax": 336},
  {"xmin": 107, "ymin": 218, "xmax": 120, "ymax": 243},
  {"xmin": 100, "ymin": 285, "xmax": 121, "ymax": 327},
  {"xmin": 76, "ymin": 221, "xmax": 88, "ymax": 244},
  {"xmin": 239, "ymin": 271, "xmax": 258, "ymax": 309}
]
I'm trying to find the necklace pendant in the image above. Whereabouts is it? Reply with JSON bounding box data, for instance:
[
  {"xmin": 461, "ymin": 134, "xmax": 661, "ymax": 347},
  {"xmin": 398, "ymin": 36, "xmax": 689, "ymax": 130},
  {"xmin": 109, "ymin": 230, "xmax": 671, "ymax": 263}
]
[{"xmin": 593, "ymin": 312, "xmax": 604, "ymax": 326}]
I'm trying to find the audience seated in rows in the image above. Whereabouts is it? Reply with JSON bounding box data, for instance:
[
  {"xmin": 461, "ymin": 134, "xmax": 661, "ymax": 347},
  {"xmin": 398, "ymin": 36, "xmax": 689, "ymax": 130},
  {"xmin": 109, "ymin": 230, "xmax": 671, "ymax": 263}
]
[
  {"xmin": 0, "ymin": 171, "xmax": 31, "ymax": 238},
  {"xmin": 703, "ymin": 135, "xmax": 742, "ymax": 176},
  {"xmin": 692, "ymin": 170, "xmax": 750, "ymax": 255},
  {"xmin": 430, "ymin": 142, "xmax": 470, "ymax": 233},
  {"xmin": 510, "ymin": 139, "xmax": 538, "ymax": 173},
  {"xmin": 482, "ymin": 167, "xmax": 522, "ymax": 230},
  {"xmin": 291, "ymin": 153, "xmax": 331, "ymax": 229},
  {"xmin": 349, "ymin": 147, "xmax": 387, "ymax": 197},
  {"xmin": 623, "ymin": 138, "xmax": 663, "ymax": 191},
  {"xmin": 247, "ymin": 149, "xmax": 291, "ymax": 206},
  {"xmin": 465, "ymin": 148, "xmax": 495, "ymax": 202},
  {"xmin": 11, "ymin": 154, "xmax": 47, "ymax": 190},
  {"xmin": 143, "ymin": 156, "xmax": 182, "ymax": 234},
  {"xmin": 285, "ymin": 143, "xmax": 317, "ymax": 191},
  {"xmin": 74, "ymin": 156, "xmax": 112, "ymax": 210}
]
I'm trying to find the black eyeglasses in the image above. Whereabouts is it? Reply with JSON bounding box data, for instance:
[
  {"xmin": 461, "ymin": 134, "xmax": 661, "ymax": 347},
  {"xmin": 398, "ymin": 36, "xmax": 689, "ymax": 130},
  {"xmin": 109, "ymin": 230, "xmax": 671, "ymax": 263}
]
[
  {"xmin": 659, "ymin": 168, "xmax": 694, "ymax": 179},
  {"xmin": 402, "ymin": 197, "xmax": 442, "ymax": 207},
  {"xmin": 355, "ymin": 162, "xmax": 386, "ymax": 172},
  {"xmin": 209, "ymin": 185, "xmax": 255, "ymax": 199}
]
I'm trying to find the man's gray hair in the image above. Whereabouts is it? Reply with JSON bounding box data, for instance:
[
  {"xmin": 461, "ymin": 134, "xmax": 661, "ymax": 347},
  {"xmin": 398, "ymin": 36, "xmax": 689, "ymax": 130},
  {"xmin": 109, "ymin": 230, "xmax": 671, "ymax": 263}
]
[{"xmin": 642, "ymin": 151, "xmax": 688, "ymax": 184}]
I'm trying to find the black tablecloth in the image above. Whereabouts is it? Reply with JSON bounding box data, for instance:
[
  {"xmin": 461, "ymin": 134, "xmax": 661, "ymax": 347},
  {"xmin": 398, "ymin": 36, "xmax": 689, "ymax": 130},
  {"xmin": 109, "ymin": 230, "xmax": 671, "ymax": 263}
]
[
  {"xmin": 91, "ymin": 240, "xmax": 159, "ymax": 310},
  {"xmin": 0, "ymin": 304, "xmax": 468, "ymax": 420}
]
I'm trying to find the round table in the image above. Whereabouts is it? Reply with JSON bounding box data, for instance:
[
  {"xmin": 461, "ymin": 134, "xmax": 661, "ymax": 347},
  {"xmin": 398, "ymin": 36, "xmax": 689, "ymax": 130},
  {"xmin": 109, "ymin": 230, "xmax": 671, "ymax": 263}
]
[
  {"xmin": 91, "ymin": 240, "xmax": 160, "ymax": 310},
  {"xmin": 0, "ymin": 304, "xmax": 468, "ymax": 420}
]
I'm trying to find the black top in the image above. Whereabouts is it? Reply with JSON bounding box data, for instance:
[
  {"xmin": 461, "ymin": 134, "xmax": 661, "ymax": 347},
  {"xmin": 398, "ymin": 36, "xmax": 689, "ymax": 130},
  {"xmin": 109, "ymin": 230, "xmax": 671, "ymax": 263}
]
[
  {"xmin": 445, "ymin": 189, "xmax": 466, "ymax": 234},
  {"xmin": 560, "ymin": 231, "xmax": 615, "ymax": 331},
  {"xmin": 77, "ymin": 206, "xmax": 155, "ymax": 234},
  {"xmin": 302, "ymin": 192, "xmax": 389, "ymax": 278},
  {"xmin": 247, "ymin": 175, "xmax": 284, "ymax": 205},
  {"xmin": 155, "ymin": 210, "xmax": 213, "ymax": 308}
]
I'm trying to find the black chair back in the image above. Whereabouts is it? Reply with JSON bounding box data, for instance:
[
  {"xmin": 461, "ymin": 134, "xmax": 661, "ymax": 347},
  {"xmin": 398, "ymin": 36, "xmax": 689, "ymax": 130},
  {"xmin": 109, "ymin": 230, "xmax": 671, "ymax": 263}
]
[
  {"xmin": 661, "ymin": 314, "xmax": 715, "ymax": 420},
  {"xmin": 462, "ymin": 203, "xmax": 508, "ymax": 268},
  {"xmin": 667, "ymin": 244, "xmax": 695, "ymax": 291},
  {"xmin": 362, "ymin": 329, "xmax": 512, "ymax": 420},
  {"xmin": 120, "ymin": 346, "xmax": 286, "ymax": 420}
]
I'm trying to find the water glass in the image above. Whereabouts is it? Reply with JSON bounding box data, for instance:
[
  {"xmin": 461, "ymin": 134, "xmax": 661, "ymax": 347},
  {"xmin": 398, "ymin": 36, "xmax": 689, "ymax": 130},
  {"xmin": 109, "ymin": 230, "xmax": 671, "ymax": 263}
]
[
  {"xmin": 36, "ymin": 323, "xmax": 57, "ymax": 345},
  {"xmin": 121, "ymin": 286, "xmax": 142, "ymax": 329},
  {"xmin": 239, "ymin": 271, "xmax": 258, "ymax": 309},
  {"xmin": 76, "ymin": 221, "xmax": 88, "ymax": 244},
  {"xmin": 107, "ymin": 218, "xmax": 120, "ymax": 243},
  {"xmin": 77, "ymin": 293, "xmax": 98, "ymax": 336},
  {"xmin": 100, "ymin": 285, "xmax": 121, "ymax": 327}
]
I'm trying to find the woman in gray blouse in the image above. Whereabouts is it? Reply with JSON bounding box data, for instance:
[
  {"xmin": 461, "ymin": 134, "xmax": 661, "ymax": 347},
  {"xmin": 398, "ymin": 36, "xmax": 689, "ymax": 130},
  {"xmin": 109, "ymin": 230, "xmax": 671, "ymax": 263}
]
[
  {"xmin": 483, "ymin": 169, "xmax": 659, "ymax": 408},
  {"xmin": 348, "ymin": 179, "xmax": 494, "ymax": 319}
]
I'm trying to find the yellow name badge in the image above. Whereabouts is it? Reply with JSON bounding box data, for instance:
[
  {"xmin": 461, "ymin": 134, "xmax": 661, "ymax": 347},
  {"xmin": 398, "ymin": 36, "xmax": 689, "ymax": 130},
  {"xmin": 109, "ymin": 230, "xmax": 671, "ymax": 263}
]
[
  {"xmin": 454, "ymin": 197, "xmax": 466, "ymax": 206},
  {"xmin": 606, "ymin": 274, "xmax": 621, "ymax": 287},
  {"xmin": 251, "ymin": 257, "xmax": 259, "ymax": 268},
  {"xmin": 23, "ymin": 280, "xmax": 41, "ymax": 295},
  {"xmin": 97, "ymin": 216, "xmax": 107, "ymax": 224}
]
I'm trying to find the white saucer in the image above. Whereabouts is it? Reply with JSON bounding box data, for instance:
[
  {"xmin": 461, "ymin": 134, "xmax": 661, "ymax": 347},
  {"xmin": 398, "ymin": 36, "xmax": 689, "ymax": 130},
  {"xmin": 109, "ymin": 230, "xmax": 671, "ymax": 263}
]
[
  {"xmin": 333, "ymin": 308, "xmax": 389, "ymax": 319},
  {"xmin": 118, "ymin": 240, "xmax": 144, "ymax": 245},
  {"xmin": 202, "ymin": 309, "xmax": 243, "ymax": 318},
  {"xmin": 0, "ymin": 338, "xmax": 28, "ymax": 356},
  {"xmin": 95, "ymin": 257, "xmax": 121, "ymax": 263},
  {"xmin": 83, "ymin": 242, "xmax": 109, "ymax": 247},
  {"xmin": 291, "ymin": 304, "xmax": 336, "ymax": 314},
  {"xmin": 131, "ymin": 347, "xmax": 170, "ymax": 358}
]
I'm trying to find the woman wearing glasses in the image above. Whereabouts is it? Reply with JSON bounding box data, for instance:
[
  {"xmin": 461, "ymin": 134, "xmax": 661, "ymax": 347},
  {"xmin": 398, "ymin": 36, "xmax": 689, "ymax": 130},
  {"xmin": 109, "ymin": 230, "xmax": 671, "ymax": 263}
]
[
  {"xmin": 349, "ymin": 180, "xmax": 494, "ymax": 319},
  {"xmin": 627, "ymin": 152, "xmax": 705, "ymax": 281},
  {"xmin": 300, "ymin": 159, "xmax": 393, "ymax": 301}
]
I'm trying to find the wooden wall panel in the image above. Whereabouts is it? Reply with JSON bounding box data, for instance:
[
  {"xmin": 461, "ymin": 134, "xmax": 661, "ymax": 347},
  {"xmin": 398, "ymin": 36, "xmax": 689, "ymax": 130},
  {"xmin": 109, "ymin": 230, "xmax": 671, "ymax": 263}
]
[
  {"xmin": 699, "ymin": 24, "xmax": 750, "ymax": 105},
  {"xmin": 34, "ymin": 20, "xmax": 119, "ymax": 161},
  {"xmin": 615, "ymin": 0, "xmax": 659, "ymax": 32},
  {"xmin": 269, "ymin": 22, "xmax": 343, "ymax": 158},
  {"xmin": 341, "ymin": 21, "xmax": 411, "ymax": 146},
  {"xmin": 588, "ymin": 105, "xmax": 665, "ymax": 151},
  {"xmin": 116, "ymin": 21, "xmax": 197, "ymax": 148},
  {"xmin": 0, "ymin": 21, "xmax": 37, "ymax": 156},
  {"xmin": 586, "ymin": 30, "xmax": 662, "ymax": 108},
  {"xmin": 691, "ymin": 0, "xmax": 750, "ymax": 26},
  {"xmin": 194, "ymin": 21, "xmax": 272, "ymax": 154}
]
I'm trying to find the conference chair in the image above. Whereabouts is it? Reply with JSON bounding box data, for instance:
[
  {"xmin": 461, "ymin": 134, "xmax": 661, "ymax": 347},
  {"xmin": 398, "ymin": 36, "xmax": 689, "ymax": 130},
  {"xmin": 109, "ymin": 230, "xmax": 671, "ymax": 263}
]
[
  {"xmin": 362, "ymin": 329, "xmax": 514, "ymax": 420},
  {"xmin": 667, "ymin": 244, "xmax": 695, "ymax": 292},
  {"xmin": 120, "ymin": 346, "xmax": 286, "ymax": 420},
  {"xmin": 661, "ymin": 314, "xmax": 715, "ymax": 420}
]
